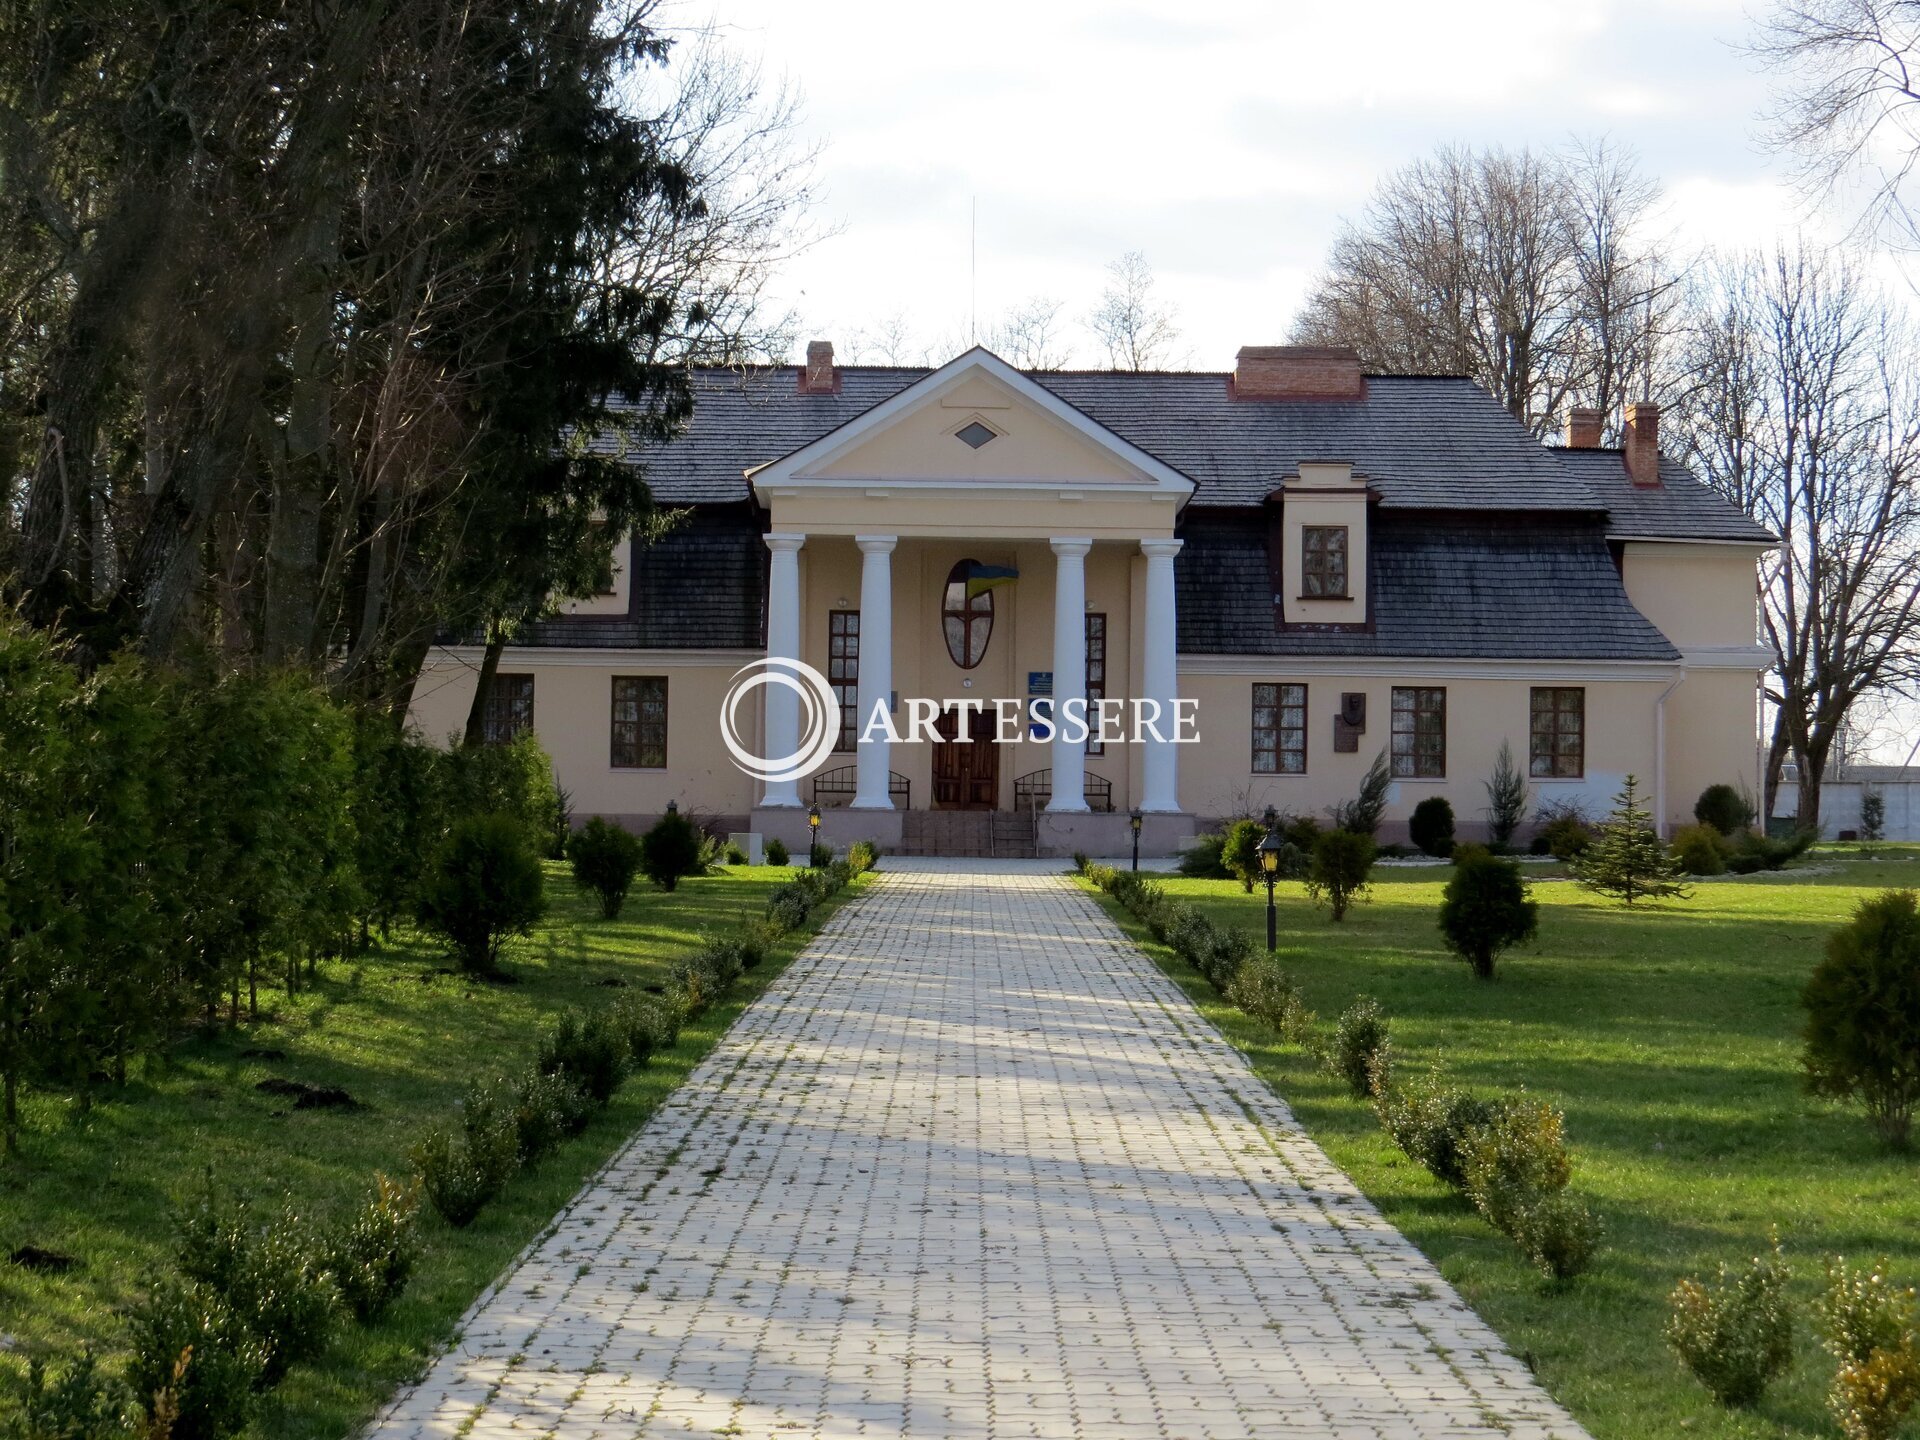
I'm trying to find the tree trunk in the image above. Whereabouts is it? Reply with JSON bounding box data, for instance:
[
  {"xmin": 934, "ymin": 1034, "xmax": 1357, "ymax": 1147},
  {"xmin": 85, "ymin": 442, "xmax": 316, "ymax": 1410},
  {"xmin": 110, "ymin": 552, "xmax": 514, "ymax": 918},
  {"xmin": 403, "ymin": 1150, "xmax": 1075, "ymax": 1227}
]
[{"xmin": 462, "ymin": 623, "xmax": 508, "ymax": 746}]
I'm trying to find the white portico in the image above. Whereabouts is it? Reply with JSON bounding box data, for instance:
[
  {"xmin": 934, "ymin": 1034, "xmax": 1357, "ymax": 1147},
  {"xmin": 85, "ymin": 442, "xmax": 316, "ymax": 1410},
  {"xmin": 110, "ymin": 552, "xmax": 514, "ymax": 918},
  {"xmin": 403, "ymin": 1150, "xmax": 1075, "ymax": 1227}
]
[{"xmin": 745, "ymin": 348, "xmax": 1197, "ymax": 855}]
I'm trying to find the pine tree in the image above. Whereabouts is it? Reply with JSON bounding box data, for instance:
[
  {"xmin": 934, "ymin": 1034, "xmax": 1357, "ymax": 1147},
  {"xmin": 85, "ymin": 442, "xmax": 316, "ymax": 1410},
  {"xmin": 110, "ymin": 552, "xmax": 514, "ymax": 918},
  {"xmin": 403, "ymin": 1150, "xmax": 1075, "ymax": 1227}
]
[{"xmin": 1573, "ymin": 775, "xmax": 1692, "ymax": 905}]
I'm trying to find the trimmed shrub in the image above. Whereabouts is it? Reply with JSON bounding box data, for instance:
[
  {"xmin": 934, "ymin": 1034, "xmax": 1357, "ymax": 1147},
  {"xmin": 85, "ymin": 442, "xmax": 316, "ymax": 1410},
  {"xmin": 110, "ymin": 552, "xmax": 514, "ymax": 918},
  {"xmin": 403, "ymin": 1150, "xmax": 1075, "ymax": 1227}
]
[
  {"xmin": 1409, "ymin": 796, "xmax": 1456, "ymax": 857},
  {"xmin": 414, "ymin": 813, "xmax": 546, "ymax": 975},
  {"xmin": 1307, "ymin": 829, "xmax": 1375, "ymax": 922},
  {"xmin": 125, "ymin": 1277, "xmax": 269, "ymax": 1440},
  {"xmin": 672, "ymin": 937, "xmax": 749, "ymax": 1010},
  {"xmin": 1695, "ymin": 783, "xmax": 1755, "ymax": 837},
  {"xmin": 1177, "ymin": 831, "xmax": 1229, "ymax": 878},
  {"xmin": 1830, "ymin": 1342, "xmax": 1920, "ymax": 1440},
  {"xmin": 1438, "ymin": 852, "xmax": 1539, "ymax": 980},
  {"xmin": 847, "ymin": 839, "xmax": 879, "ymax": 875},
  {"xmin": 765, "ymin": 883, "xmax": 813, "ymax": 934},
  {"xmin": 1671, "ymin": 822, "xmax": 1730, "ymax": 876},
  {"xmin": 1460, "ymin": 1097, "xmax": 1571, "ymax": 1235},
  {"xmin": 1279, "ymin": 812, "xmax": 1323, "ymax": 851},
  {"xmin": 1515, "ymin": 1193, "xmax": 1603, "ymax": 1283},
  {"xmin": 1534, "ymin": 803, "xmax": 1594, "ymax": 860},
  {"xmin": 1373, "ymin": 1071, "xmax": 1498, "ymax": 1189},
  {"xmin": 1220, "ymin": 818, "xmax": 1264, "ymax": 892},
  {"xmin": 611, "ymin": 992, "xmax": 681, "ymax": 1063},
  {"xmin": 1817, "ymin": 1258, "xmax": 1920, "ymax": 1440},
  {"xmin": 804, "ymin": 841, "xmax": 829, "ymax": 868},
  {"xmin": 764, "ymin": 837, "xmax": 790, "ymax": 866},
  {"xmin": 1228, "ymin": 957, "xmax": 1312, "ymax": 1040},
  {"xmin": 502, "ymin": 1070, "xmax": 593, "ymax": 1164},
  {"xmin": 1802, "ymin": 890, "xmax": 1920, "ymax": 1149},
  {"xmin": 639, "ymin": 811, "xmax": 704, "ymax": 892},
  {"xmin": 1329, "ymin": 997, "xmax": 1392, "ymax": 1098},
  {"xmin": 536, "ymin": 1009, "xmax": 630, "ymax": 1103},
  {"xmin": 568, "ymin": 818, "xmax": 644, "ymax": 919},
  {"xmin": 413, "ymin": 1107, "xmax": 517, "ymax": 1228},
  {"xmin": 1665, "ymin": 1237, "xmax": 1795, "ymax": 1407},
  {"xmin": 171, "ymin": 1193, "xmax": 339, "ymax": 1385},
  {"xmin": 4, "ymin": 1352, "xmax": 136, "ymax": 1440},
  {"xmin": 322, "ymin": 1174, "xmax": 421, "ymax": 1323}
]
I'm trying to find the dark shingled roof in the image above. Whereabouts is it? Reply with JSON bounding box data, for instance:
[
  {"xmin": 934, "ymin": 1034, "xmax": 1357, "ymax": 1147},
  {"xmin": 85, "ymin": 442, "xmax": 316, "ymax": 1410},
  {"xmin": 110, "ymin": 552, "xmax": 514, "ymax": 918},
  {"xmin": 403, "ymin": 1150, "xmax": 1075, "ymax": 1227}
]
[
  {"xmin": 516, "ymin": 503, "xmax": 764, "ymax": 650},
  {"xmin": 605, "ymin": 364, "xmax": 1766, "ymax": 541},
  {"xmin": 1175, "ymin": 510, "xmax": 1681, "ymax": 661}
]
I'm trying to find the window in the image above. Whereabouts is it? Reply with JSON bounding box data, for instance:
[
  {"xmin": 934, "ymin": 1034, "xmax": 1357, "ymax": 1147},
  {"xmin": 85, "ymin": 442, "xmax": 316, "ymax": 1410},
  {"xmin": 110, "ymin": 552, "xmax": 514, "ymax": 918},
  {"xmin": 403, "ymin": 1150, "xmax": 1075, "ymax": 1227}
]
[
  {"xmin": 1252, "ymin": 683, "xmax": 1307, "ymax": 774},
  {"xmin": 829, "ymin": 610, "xmax": 860, "ymax": 752},
  {"xmin": 1530, "ymin": 687, "xmax": 1585, "ymax": 778},
  {"xmin": 942, "ymin": 559, "xmax": 994, "ymax": 669},
  {"xmin": 1302, "ymin": 526, "xmax": 1349, "ymax": 597},
  {"xmin": 1085, "ymin": 613, "xmax": 1108, "ymax": 756},
  {"xmin": 954, "ymin": 420, "xmax": 997, "ymax": 450},
  {"xmin": 482, "ymin": 673, "xmax": 534, "ymax": 746},
  {"xmin": 1391, "ymin": 687, "xmax": 1446, "ymax": 778},
  {"xmin": 611, "ymin": 676, "xmax": 668, "ymax": 769}
]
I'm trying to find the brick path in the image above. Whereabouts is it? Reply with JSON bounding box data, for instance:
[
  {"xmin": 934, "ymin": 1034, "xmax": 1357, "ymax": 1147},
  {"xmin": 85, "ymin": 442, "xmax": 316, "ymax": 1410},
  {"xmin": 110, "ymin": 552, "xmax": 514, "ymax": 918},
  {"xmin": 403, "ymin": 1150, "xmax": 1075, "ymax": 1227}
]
[{"xmin": 372, "ymin": 867, "xmax": 1587, "ymax": 1439}]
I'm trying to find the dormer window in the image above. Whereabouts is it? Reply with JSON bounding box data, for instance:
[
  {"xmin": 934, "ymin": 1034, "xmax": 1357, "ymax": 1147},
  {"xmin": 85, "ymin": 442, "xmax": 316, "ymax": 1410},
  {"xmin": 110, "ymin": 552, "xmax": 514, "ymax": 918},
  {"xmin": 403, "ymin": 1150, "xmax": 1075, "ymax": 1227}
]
[
  {"xmin": 954, "ymin": 420, "xmax": 997, "ymax": 450},
  {"xmin": 1302, "ymin": 526, "xmax": 1348, "ymax": 597}
]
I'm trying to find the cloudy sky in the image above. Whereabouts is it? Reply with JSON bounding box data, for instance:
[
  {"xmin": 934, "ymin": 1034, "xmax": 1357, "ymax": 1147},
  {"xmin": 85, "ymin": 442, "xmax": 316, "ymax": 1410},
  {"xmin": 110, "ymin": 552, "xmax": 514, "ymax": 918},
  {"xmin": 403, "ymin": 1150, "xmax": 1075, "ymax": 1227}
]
[{"xmin": 674, "ymin": 0, "xmax": 1862, "ymax": 369}]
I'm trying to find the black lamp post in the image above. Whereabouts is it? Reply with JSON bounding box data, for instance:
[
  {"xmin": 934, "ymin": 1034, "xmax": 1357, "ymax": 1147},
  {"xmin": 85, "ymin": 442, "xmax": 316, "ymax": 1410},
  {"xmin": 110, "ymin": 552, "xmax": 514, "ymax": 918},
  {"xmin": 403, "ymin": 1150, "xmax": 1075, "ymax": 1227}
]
[
  {"xmin": 807, "ymin": 803, "xmax": 821, "ymax": 866},
  {"xmin": 1257, "ymin": 829, "xmax": 1284, "ymax": 952},
  {"xmin": 1129, "ymin": 809, "xmax": 1143, "ymax": 871}
]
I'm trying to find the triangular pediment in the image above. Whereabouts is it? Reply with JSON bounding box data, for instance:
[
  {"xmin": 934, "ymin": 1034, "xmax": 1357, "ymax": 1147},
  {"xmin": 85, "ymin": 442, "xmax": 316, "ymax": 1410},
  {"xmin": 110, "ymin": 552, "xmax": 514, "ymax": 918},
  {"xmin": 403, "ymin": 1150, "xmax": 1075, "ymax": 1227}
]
[{"xmin": 748, "ymin": 348, "xmax": 1194, "ymax": 498}]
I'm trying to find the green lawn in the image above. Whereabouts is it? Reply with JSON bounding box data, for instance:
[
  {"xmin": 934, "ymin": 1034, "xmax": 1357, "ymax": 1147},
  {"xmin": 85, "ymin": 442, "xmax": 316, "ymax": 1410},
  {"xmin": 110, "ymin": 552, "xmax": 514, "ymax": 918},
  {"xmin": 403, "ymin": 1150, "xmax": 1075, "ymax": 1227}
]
[
  {"xmin": 1084, "ymin": 844, "xmax": 1920, "ymax": 1440},
  {"xmin": 0, "ymin": 861, "xmax": 849, "ymax": 1439}
]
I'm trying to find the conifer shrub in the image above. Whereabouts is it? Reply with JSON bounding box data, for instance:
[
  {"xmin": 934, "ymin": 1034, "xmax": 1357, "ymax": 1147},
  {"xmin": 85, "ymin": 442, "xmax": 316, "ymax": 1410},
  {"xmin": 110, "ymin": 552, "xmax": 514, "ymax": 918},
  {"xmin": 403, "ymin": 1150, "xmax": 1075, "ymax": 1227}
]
[
  {"xmin": 567, "ymin": 817, "xmax": 644, "ymax": 919},
  {"xmin": 125, "ymin": 1277, "xmax": 269, "ymax": 1440},
  {"xmin": 847, "ymin": 839, "xmax": 880, "ymax": 875},
  {"xmin": 1329, "ymin": 750, "xmax": 1391, "ymax": 836},
  {"xmin": 1728, "ymin": 827, "xmax": 1818, "ymax": 873},
  {"xmin": 1176, "ymin": 830, "xmax": 1230, "ymax": 878},
  {"xmin": 1409, "ymin": 796, "xmax": 1456, "ymax": 857},
  {"xmin": 1665, "ymin": 1237, "xmax": 1795, "ymax": 1407},
  {"xmin": 414, "ymin": 813, "xmax": 546, "ymax": 975},
  {"xmin": 1573, "ymin": 775, "xmax": 1691, "ymax": 905},
  {"xmin": 764, "ymin": 837, "xmax": 789, "ymax": 866},
  {"xmin": 1694, "ymin": 783, "xmax": 1755, "ymax": 836},
  {"xmin": 535, "ymin": 1009, "xmax": 629, "ymax": 1103},
  {"xmin": 440, "ymin": 732, "xmax": 560, "ymax": 849},
  {"xmin": 1484, "ymin": 739, "xmax": 1530, "ymax": 849},
  {"xmin": 1307, "ymin": 829, "xmax": 1376, "ymax": 922},
  {"xmin": 639, "ymin": 810, "xmax": 704, "ymax": 892},
  {"xmin": 1438, "ymin": 851, "xmax": 1539, "ymax": 979},
  {"xmin": 1329, "ymin": 996, "xmax": 1392, "ymax": 1098},
  {"xmin": 1802, "ymin": 890, "xmax": 1920, "ymax": 1149},
  {"xmin": 1862, "ymin": 789, "xmax": 1888, "ymax": 844},
  {"xmin": 322, "ymin": 1174, "xmax": 422, "ymax": 1323},
  {"xmin": 1670, "ymin": 822, "xmax": 1730, "ymax": 876}
]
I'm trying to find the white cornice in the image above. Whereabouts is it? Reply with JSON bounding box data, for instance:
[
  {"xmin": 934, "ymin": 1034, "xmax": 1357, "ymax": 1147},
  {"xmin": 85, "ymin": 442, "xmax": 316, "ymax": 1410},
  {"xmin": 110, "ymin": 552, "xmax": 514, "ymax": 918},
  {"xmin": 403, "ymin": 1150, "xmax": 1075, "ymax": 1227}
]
[
  {"xmin": 427, "ymin": 645, "xmax": 759, "ymax": 669},
  {"xmin": 1610, "ymin": 534, "xmax": 1776, "ymax": 551},
  {"xmin": 1177, "ymin": 654, "xmax": 1683, "ymax": 683},
  {"xmin": 1679, "ymin": 645, "xmax": 1772, "ymax": 671}
]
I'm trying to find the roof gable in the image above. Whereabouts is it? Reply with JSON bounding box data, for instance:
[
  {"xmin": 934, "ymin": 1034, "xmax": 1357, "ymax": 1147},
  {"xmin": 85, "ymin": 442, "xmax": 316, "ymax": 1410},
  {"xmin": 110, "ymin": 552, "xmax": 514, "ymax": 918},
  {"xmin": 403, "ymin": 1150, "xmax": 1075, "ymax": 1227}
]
[{"xmin": 747, "ymin": 348, "xmax": 1194, "ymax": 500}]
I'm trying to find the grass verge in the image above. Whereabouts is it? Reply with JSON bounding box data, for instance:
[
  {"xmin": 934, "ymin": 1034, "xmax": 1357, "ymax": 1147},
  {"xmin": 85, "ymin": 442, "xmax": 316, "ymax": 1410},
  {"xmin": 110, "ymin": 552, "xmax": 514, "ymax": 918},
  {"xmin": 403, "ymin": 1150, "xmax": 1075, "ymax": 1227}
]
[
  {"xmin": 0, "ymin": 861, "xmax": 860, "ymax": 1439},
  {"xmin": 1082, "ymin": 845, "xmax": 1920, "ymax": 1440}
]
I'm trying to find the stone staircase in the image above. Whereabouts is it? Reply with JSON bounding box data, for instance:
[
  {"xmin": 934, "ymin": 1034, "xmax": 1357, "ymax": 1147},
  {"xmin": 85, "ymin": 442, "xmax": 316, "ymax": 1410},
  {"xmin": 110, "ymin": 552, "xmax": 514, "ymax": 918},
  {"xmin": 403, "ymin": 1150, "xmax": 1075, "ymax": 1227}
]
[{"xmin": 898, "ymin": 810, "xmax": 1038, "ymax": 858}]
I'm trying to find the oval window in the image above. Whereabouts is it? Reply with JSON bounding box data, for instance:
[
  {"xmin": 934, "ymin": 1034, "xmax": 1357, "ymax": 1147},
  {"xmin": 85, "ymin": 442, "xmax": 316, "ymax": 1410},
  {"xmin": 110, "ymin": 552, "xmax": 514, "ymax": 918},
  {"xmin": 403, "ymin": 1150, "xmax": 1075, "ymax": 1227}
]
[{"xmin": 942, "ymin": 559, "xmax": 994, "ymax": 669}]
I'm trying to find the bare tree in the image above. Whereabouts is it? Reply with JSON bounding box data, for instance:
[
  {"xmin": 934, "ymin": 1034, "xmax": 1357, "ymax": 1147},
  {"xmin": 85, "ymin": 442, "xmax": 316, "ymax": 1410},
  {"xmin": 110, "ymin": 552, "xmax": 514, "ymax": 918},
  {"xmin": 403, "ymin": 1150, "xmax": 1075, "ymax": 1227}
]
[
  {"xmin": 1087, "ymin": 252, "xmax": 1182, "ymax": 370},
  {"xmin": 1292, "ymin": 142, "xmax": 1678, "ymax": 436},
  {"xmin": 1757, "ymin": 0, "xmax": 1920, "ymax": 249},
  {"xmin": 984, "ymin": 296, "xmax": 1075, "ymax": 369},
  {"xmin": 1668, "ymin": 245, "xmax": 1920, "ymax": 824},
  {"xmin": 845, "ymin": 310, "xmax": 929, "ymax": 366}
]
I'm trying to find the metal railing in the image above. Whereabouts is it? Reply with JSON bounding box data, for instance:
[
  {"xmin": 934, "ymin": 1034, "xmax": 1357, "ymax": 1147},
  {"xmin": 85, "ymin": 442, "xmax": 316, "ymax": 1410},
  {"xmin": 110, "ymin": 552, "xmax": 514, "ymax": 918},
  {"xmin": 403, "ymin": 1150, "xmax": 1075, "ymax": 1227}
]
[
  {"xmin": 1012, "ymin": 769, "xmax": 1114, "ymax": 814},
  {"xmin": 811, "ymin": 766, "xmax": 910, "ymax": 810}
]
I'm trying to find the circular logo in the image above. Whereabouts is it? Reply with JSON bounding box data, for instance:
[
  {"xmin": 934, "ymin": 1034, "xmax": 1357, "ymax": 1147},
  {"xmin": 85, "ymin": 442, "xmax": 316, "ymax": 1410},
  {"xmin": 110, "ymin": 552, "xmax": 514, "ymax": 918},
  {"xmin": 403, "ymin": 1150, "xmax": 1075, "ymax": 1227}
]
[{"xmin": 720, "ymin": 657, "xmax": 841, "ymax": 783}]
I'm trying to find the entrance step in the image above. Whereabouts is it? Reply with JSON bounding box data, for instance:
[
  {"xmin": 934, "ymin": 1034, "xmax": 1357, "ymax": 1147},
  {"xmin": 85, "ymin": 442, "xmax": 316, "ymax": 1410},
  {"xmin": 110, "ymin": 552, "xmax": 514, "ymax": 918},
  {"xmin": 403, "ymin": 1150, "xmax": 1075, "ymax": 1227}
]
[{"xmin": 898, "ymin": 811, "xmax": 1038, "ymax": 859}]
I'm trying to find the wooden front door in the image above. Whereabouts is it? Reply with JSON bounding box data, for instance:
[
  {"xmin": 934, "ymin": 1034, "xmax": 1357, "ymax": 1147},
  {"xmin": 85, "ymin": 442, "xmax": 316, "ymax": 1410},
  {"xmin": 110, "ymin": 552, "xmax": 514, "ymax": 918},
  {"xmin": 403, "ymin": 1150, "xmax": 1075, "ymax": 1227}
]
[{"xmin": 932, "ymin": 706, "xmax": 999, "ymax": 809}]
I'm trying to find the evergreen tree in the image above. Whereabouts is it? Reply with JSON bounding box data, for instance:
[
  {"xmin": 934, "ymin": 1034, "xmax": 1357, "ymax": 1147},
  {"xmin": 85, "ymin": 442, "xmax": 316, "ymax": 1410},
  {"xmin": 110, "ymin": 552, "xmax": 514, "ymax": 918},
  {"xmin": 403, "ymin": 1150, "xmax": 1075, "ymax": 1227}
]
[{"xmin": 1574, "ymin": 775, "xmax": 1692, "ymax": 905}]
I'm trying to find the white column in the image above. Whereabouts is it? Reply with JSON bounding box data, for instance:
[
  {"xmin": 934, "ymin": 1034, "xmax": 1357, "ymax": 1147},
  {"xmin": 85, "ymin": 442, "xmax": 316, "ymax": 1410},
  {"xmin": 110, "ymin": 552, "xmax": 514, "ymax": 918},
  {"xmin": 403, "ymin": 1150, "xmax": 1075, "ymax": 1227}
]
[
  {"xmin": 1140, "ymin": 538, "xmax": 1184, "ymax": 812},
  {"xmin": 761, "ymin": 533, "xmax": 806, "ymax": 808},
  {"xmin": 851, "ymin": 535, "xmax": 896, "ymax": 809},
  {"xmin": 1047, "ymin": 538, "xmax": 1092, "ymax": 813}
]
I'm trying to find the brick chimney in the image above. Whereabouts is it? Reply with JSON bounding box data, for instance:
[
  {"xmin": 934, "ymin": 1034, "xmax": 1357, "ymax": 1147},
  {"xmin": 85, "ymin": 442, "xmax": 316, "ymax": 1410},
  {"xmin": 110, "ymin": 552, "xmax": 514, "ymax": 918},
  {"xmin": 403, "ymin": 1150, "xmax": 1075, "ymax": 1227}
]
[
  {"xmin": 797, "ymin": 340, "xmax": 839, "ymax": 395},
  {"xmin": 1623, "ymin": 401, "xmax": 1661, "ymax": 486},
  {"xmin": 1564, "ymin": 407, "xmax": 1604, "ymax": 449},
  {"xmin": 1231, "ymin": 345, "xmax": 1363, "ymax": 401}
]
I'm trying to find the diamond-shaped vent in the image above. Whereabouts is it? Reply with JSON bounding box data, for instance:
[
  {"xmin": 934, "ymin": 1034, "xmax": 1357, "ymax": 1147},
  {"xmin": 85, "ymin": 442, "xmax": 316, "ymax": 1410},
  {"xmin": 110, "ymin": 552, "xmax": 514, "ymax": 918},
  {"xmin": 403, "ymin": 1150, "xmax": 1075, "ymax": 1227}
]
[{"xmin": 955, "ymin": 420, "xmax": 997, "ymax": 449}]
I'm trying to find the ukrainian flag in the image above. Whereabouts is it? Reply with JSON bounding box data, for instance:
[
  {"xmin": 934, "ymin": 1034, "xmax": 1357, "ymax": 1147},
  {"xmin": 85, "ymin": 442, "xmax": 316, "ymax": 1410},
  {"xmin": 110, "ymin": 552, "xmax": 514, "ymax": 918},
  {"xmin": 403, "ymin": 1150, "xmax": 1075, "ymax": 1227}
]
[{"xmin": 963, "ymin": 562, "xmax": 1019, "ymax": 599}]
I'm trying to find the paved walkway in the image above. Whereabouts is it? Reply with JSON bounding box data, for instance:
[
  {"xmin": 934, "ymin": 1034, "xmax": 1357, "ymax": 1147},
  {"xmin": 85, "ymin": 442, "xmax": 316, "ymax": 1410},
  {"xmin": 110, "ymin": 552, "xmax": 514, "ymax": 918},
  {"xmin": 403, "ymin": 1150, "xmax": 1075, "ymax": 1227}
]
[{"xmin": 373, "ymin": 870, "xmax": 1587, "ymax": 1440}]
